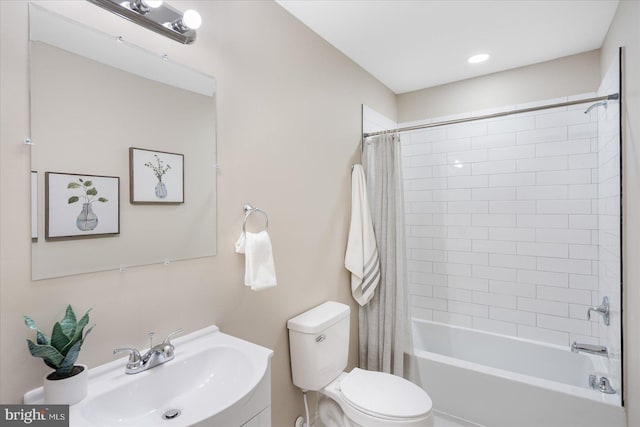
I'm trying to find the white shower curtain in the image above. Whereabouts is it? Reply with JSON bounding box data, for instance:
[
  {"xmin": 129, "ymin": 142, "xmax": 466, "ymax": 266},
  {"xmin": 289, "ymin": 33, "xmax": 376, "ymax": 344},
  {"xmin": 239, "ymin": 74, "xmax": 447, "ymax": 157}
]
[{"xmin": 359, "ymin": 132, "xmax": 407, "ymax": 376}]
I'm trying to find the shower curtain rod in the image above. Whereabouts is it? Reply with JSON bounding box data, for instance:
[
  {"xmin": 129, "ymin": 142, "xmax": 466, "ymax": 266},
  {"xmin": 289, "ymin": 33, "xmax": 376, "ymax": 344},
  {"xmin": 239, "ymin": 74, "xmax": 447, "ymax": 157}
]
[{"xmin": 363, "ymin": 93, "xmax": 619, "ymax": 139}]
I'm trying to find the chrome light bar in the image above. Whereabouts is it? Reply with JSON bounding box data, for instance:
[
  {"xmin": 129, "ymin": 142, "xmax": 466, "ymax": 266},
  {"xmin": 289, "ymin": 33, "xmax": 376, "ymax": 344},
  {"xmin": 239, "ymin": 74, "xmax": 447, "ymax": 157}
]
[{"xmin": 86, "ymin": 0, "xmax": 198, "ymax": 45}]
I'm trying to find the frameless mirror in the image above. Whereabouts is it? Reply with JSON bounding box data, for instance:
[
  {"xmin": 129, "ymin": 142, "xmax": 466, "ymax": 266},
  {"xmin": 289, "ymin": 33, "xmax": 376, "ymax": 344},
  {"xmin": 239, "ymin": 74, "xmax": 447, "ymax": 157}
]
[{"xmin": 29, "ymin": 4, "xmax": 217, "ymax": 280}]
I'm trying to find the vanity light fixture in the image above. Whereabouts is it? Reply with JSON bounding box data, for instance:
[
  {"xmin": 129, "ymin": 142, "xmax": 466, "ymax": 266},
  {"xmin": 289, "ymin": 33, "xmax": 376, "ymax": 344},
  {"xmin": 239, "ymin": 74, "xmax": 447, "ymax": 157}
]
[{"xmin": 86, "ymin": 0, "xmax": 201, "ymax": 44}]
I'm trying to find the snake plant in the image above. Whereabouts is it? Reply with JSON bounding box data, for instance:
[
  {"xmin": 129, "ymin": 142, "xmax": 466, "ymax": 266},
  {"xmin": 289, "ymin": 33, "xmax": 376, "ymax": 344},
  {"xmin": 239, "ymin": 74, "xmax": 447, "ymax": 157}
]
[{"xmin": 24, "ymin": 305, "xmax": 94, "ymax": 379}]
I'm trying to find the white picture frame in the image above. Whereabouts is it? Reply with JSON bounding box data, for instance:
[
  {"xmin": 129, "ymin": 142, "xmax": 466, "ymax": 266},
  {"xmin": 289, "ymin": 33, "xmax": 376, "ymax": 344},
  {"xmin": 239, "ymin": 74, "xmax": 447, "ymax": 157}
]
[{"xmin": 129, "ymin": 147, "xmax": 184, "ymax": 204}]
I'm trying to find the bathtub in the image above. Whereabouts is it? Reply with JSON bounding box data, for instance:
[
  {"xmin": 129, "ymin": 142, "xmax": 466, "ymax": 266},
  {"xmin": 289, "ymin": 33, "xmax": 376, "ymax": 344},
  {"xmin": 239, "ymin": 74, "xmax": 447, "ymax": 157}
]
[{"xmin": 405, "ymin": 319, "xmax": 625, "ymax": 427}]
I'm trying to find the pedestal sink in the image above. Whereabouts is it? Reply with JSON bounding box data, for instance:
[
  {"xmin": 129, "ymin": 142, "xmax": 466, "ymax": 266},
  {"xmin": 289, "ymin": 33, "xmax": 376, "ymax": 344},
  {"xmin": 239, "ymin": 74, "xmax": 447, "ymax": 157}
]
[{"xmin": 24, "ymin": 326, "xmax": 273, "ymax": 426}]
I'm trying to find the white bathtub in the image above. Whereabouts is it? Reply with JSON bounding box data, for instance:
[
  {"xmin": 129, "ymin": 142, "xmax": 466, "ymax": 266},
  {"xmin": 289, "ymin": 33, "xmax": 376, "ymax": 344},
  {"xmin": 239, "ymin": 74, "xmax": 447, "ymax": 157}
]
[{"xmin": 406, "ymin": 319, "xmax": 625, "ymax": 427}]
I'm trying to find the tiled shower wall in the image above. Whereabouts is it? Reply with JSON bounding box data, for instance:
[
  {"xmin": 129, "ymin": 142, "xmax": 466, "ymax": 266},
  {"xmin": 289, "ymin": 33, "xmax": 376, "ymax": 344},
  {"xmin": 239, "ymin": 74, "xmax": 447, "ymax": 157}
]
[{"xmin": 401, "ymin": 94, "xmax": 607, "ymax": 347}]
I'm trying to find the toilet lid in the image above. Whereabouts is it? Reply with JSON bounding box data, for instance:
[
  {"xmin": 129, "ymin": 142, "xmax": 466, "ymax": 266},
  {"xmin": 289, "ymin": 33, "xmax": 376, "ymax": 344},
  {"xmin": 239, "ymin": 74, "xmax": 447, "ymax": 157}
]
[{"xmin": 339, "ymin": 368, "xmax": 432, "ymax": 419}]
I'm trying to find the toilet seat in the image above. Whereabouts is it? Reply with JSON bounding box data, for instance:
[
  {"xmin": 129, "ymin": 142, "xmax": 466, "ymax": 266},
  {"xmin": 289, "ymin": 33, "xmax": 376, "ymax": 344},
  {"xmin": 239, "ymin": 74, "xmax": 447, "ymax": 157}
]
[{"xmin": 338, "ymin": 368, "xmax": 432, "ymax": 421}]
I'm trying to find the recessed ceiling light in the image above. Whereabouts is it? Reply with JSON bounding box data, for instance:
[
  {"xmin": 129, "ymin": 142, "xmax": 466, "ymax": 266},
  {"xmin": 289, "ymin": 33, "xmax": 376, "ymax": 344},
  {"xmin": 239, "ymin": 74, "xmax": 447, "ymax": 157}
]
[{"xmin": 468, "ymin": 53, "xmax": 490, "ymax": 64}]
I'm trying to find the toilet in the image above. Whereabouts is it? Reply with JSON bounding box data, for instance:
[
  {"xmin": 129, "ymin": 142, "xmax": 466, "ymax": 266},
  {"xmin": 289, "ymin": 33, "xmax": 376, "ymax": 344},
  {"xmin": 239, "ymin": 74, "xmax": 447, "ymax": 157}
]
[{"xmin": 287, "ymin": 301, "xmax": 433, "ymax": 427}]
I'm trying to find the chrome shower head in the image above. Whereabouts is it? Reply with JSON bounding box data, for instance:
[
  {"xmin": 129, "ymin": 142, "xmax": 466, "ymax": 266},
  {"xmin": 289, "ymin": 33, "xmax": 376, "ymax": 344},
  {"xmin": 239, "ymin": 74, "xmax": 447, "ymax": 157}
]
[{"xmin": 584, "ymin": 101, "xmax": 608, "ymax": 114}]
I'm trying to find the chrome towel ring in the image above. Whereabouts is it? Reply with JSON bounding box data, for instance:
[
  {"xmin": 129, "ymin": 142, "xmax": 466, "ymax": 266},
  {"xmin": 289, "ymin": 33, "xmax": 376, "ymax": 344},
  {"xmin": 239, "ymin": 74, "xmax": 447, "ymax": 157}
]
[{"xmin": 243, "ymin": 203, "xmax": 268, "ymax": 233}]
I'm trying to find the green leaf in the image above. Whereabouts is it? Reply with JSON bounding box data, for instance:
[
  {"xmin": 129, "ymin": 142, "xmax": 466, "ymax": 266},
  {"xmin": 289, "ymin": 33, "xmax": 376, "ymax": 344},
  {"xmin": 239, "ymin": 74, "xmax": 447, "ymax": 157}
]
[
  {"xmin": 86, "ymin": 187, "xmax": 98, "ymax": 196},
  {"xmin": 58, "ymin": 340, "xmax": 83, "ymax": 376},
  {"xmin": 68, "ymin": 196, "xmax": 79, "ymax": 204},
  {"xmin": 27, "ymin": 339, "xmax": 64, "ymax": 369},
  {"xmin": 67, "ymin": 182, "xmax": 81, "ymax": 189},
  {"xmin": 59, "ymin": 305, "xmax": 77, "ymax": 339},
  {"xmin": 97, "ymin": 197, "xmax": 108, "ymax": 203},
  {"xmin": 83, "ymin": 181, "xmax": 93, "ymax": 187},
  {"xmin": 24, "ymin": 316, "xmax": 50, "ymax": 345},
  {"xmin": 50, "ymin": 322, "xmax": 70, "ymax": 354},
  {"xmin": 64, "ymin": 310, "xmax": 91, "ymax": 353}
]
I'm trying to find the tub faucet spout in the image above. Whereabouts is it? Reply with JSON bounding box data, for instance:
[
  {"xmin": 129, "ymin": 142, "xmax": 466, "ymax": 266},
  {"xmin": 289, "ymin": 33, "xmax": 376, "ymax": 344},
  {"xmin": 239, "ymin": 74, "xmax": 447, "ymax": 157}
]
[{"xmin": 571, "ymin": 342, "xmax": 608, "ymax": 357}]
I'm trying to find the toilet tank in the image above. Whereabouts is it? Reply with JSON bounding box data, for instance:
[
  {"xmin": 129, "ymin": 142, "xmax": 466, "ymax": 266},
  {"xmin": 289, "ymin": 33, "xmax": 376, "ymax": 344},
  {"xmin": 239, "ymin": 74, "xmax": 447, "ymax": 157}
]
[{"xmin": 287, "ymin": 301, "xmax": 350, "ymax": 391}]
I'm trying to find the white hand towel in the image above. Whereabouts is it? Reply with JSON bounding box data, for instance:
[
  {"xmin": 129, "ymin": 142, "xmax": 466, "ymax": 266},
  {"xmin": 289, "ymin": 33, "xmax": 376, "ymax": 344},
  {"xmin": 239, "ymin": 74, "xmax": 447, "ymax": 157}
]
[
  {"xmin": 345, "ymin": 164, "xmax": 380, "ymax": 306},
  {"xmin": 235, "ymin": 230, "xmax": 277, "ymax": 291}
]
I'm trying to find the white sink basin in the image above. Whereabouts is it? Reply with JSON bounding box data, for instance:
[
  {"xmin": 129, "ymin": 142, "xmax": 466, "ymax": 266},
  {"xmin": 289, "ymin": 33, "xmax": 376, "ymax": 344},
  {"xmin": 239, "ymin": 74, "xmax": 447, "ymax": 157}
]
[{"xmin": 24, "ymin": 326, "xmax": 273, "ymax": 426}]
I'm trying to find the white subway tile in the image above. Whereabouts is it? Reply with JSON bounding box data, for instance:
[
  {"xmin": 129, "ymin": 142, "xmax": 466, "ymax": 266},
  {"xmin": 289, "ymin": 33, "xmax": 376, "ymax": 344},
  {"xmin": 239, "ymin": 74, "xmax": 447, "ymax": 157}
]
[
  {"xmin": 537, "ymin": 314, "xmax": 591, "ymax": 335},
  {"xmin": 569, "ymin": 244, "xmax": 599, "ymax": 260},
  {"xmin": 472, "ymin": 160, "xmax": 517, "ymax": 175},
  {"xmin": 406, "ymin": 177, "xmax": 448, "ymax": 190},
  {"xmin": 403, "ymin": 144, "xmax": 432, "ymax": 157},
  {"xmin": 433, "ymin": 311, "xmax": 473, "ymax": 328},
  {"xmin": 517, "ymin": 297, "xmax": 569, "ymax": 316},
  {"xmin": 535, "ymin": 140, "xmax": 591, "ymax": 157},
  {"xmin": 537, "ymin": 257, "xmax": 592, "ymax": 274},
  {"xmin": 433, "ymin": 262, "xmax": 472, "ymax": 276},
  {"xmin": 408, "ymin": 284, "xmax": 433, "ymax": 297},
  {"xmin": 517, "ymin": 185, "xmax": 568, "ymax": 200},
  {"xmin": 535, "ymin": 109, "xmax": 590, "ymax": 129},
  {"xmin": 432, "ymin": 239, "xmax": 472, "ymax": 252},
  {"xmin": 490, "ymin": 306, "xmax": 535, "ymax": 325},
  {"xmin": 472, "ymin": 133, "xmax": 516, "ymax": 149},
  {"xmin": 407, "ymin": 237, "xmax": 434, "ymax": 249},
  {"xmin": 516, "ymin": 126, "xmax": 567, "ymax": 145},
  {"xmin": 536, "ymin": 169, "xmax": 592, "ymax": 185},
  {"xmin": 412, "ymin": 295, "xmax": 447, "ymax": 311},
  {"xmin": 404, "ymin": 166, "xmax": 434, "ymax": 179},
  {"xmin": 537, "ymin": 285, "xmax": 592, "ymax": 305},
  {"xmin": 431, "ymin": 138, "xmax": 471, "ymax": 154},
  {"xmin": 448, "ymin": 275, "xmax": 489, "ymax": 291},
  {"xmin": 517, "ymin": 214, "xmax": 568, "ymax": 229},
  {"xmin": 411, "ymin": 272, "xmax": 448, "ymax": 286},
  {"xmin": 447, "ymin": 175, "xmax": 489, "ymax": 188},
  {"xmin": 448, "ymin": 150, "xmax": 488, "ymax": 164},
  {"xmin": 432, "ymin": 214, "xmax": 472, "ymax": 226},
  {"xmin": 472, "ymin": 265, "xmax": 517, "ymax": 282},
  {"xmin": 489, "ymin": 227, "xmax": 536, "ymax": 242},
  {"xmin": 411, "ymin": 128, "xmax": 447, "ymax": 144},
  {"xmin": 517, "ymin": 325, "xmax": 569, "ymax": 346},
  {"xmin": 536, "ymin": 228, "xmax": 591, "ymax": 244},
  {"xmin": 448, "ymin": 201, "xmax": 489, "ymax": 213},
  {"xmin": 405, "ymin": 191, "xmax": 434, "ymax": 203},
  {"xmin": 432, "ymin": 189, "xmax": 472, "ymax": 201},
  {"xmin": 488, "ymin": 116, "xmax": 535, "ymax": 134},
  {"xmin": 448, "ymin": 251, "xmax": 489, "ymax": 266},
  {"xmin": 449, "ymin": 300, "xmax": 489, "ymax": 318},
  {"xmin": 537, "ymin": 199, "xmax": 591, "ymax": 215},
  {"xmin": 433, "ymin": 163, "xmax": 473, "ymax": 177},
  {"xmin": 517, "ymin": 156, "xmax": 568, "ymax": 172},
  {"xmin": 568, "ymin": 184, "xmax": 598, "ymax": 200},
  {"xmin": 448, "ymin": 226, "xmax": 489, "ymax": 240},
  {"xmin": 410, "ymin": 153, "xmax": 447, "ymax": 167},
  {"xmin": 490, "ymin": 280, "xmax": 536, "ymax": 298},
  {"xmin": 517, "ymin": 242, "xmax": 568, "ymax": 258},
  {"xmin": 405, "ymin": 214, "xmax": 434, "ymax": 225},
  {"xmin": 472, "ymin": 214, "xmax": 517, "ymax": 227},
  {"xmin": 568, "ymin": 122, "xmax": 598, "ymax": 140},
  {"xmin": 472, "ymin": 240, "xmax": 517, "ymax": 254},
  {"xmin": 490, "ymin": 172, "xmax": 536, "ymax": 187},
  {"xmin": 489, "ymin": 200, "xmax": 536, "ymax": 214},
  {"xmin": 517, "ymin": 269, "xmax": 568, "ymax": 287},
  {"xmin": 410, "ymin": 225, "xmax": 447, "ymax": 238},
  {"xmin": 410, "ymin": 307, "xmax": 434, "ymax": 321},
  {"xmin": 446, "ymin": 122, "xmax": 488, "ymax": 139},
  {"xmin": 412, "ymin": 202, "xmax": 448, "ymax": 214},
  {"xmin": 569, "ymin": 303, "xmax": 591, "ymax": 321},
  {"xmin": 407, "ymin": 260, "xmax": 433, "ymax": 274},
  {"xmin": 569, "ymin": 274, "xmax": 598, "ymax": 290},
  {"xmin": 490, "ymin": 253, "xmax": 536, "ymax": 270},
  {"xmin": 570, "ymin": 333, "xmax": 600, "ymax": 346},
  {"xmin": 473, "ymin": 317, "xmax": 517, "ymax": 336},
  {"xmin": 489, "ymin": 145, "xmax": 536, "ymax": 161},
  {"xmin": 474, "ymin": 291, "xmax": 517, "ymax": 309},
  {"xmin": 472, "ymin": 187, "xmax": 516, "ymax": 201},
  {"xmin": 569, "ymin": 153, "xmax": 598, "ymax": 169},
  {"xmin": 433, "ymin": 286, "xmax": 473, "ymax": 302},
  {"xmin": 411, "ymin": 249, "xmax": 448, "ymax": 263}
]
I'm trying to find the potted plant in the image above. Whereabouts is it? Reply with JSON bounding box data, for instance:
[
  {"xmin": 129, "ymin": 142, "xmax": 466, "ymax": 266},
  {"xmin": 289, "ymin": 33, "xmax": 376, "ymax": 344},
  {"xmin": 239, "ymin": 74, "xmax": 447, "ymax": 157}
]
[
  {"xmin": 24, "ymin": 305, "xmax": 94, "ymax": 404},
  {"xmin": 67, "ymin": 178, "xmax": 108, "ymax": 231}
]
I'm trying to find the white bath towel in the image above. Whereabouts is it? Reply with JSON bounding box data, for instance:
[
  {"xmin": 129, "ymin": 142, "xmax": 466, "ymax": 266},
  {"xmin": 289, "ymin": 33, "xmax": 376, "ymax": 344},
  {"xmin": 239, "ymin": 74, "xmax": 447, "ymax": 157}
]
[
  {"xmin": 345, "ymin": 164, "xmax": 380, "ymax": 306},
  {"xmin": 235, "ymin": 230, "xmax": 277, "ymax": 291}
]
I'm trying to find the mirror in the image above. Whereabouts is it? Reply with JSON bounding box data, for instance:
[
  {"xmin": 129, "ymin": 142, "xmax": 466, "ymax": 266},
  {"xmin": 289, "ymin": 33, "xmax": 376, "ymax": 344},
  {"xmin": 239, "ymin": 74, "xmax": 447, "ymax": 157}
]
[{"xmin": 29, "ymin": 5, "xmax": 217, "ymax": 280}]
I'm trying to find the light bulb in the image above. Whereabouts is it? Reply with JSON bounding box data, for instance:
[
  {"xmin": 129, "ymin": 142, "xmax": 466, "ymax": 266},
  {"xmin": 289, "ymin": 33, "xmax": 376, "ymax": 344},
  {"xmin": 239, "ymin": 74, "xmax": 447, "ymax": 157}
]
[
  {"xmin": 130, "ymin": 0, "xmax": 162, "ymax": 14},
  {"xmin": 467, "ymin": 53, "xmax": 490, "ymax": 64},
  {"xmin": 182, "ymin": 9, "xmax": 202, "ymax": 30}
]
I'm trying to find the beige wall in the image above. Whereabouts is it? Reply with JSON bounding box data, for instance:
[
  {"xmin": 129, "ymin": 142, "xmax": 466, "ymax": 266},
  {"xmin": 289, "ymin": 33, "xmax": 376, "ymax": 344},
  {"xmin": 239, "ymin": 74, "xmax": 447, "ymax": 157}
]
[
  {"xmin": 601, "ymin": 1, "xmax": 640, "ymax": 425},
  {"xmin": 0, "ymin": 1, "xmax": 396, "ymax": 426},
  {"xmin": 398, "ymin": 50, "xmax": 600, "ymax": 122}
]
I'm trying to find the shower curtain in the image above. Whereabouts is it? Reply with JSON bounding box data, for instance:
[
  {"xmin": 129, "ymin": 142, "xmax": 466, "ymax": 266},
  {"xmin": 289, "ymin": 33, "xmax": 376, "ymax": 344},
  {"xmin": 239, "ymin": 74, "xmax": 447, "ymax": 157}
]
[{"xmin": 359, "ymin": 133, "xmax": 407, "ymax": 376}]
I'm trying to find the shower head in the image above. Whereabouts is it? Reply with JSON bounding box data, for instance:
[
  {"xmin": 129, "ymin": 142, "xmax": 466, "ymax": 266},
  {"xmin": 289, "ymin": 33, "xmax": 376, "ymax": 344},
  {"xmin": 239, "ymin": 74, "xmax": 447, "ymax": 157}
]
[{"xmin": 584, "ymin": 101, "xmax": 608, "ymax": 114}]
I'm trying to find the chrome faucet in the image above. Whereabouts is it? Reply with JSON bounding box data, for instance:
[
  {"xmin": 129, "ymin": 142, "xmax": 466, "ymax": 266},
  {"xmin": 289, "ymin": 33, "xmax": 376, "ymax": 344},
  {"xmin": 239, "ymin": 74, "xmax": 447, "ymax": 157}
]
[
  {"xmin": 114, "ymin": 328, "xmax": 183, "ymax": 374},
  {"xmin": 571, "ymin": 342, "xmax": 608, "ymax": 357},
  {"xmin": 587, "ymin": 296, "xmax": 610, "ymax": 326}
]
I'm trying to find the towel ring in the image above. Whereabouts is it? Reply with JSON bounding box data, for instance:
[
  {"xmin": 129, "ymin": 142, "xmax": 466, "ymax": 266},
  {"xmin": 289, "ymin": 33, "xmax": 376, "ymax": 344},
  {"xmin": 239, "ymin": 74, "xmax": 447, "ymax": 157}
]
[{"xmin": 243, "ymin": 203, "xmax": 268, "ymax": 233}]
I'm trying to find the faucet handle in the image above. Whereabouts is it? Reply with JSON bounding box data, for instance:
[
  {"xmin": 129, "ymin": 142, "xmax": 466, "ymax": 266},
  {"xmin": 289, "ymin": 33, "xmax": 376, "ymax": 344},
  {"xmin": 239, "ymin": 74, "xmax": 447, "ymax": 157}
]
[
  {"xmin": 113, "ymin": 347, "xmax": 142, "ymax": 368},
  {"xmin": 163, "ymin": 328, "xmax": 184, "ymax": 346}
]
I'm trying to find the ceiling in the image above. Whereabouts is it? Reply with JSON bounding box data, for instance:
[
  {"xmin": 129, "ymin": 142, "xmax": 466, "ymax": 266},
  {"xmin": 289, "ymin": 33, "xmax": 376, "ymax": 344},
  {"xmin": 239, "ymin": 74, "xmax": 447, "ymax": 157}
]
[{"xmin": 275, "ymin": 0, "xmax": 619, "ymax": 94}]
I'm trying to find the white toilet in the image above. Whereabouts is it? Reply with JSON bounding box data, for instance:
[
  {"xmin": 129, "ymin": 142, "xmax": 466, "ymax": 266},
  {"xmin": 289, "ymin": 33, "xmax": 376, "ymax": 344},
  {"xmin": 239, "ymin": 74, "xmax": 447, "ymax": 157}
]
[{"xmin": 287, "ymin": 301, "xmax": 433, "ymax": 427}]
